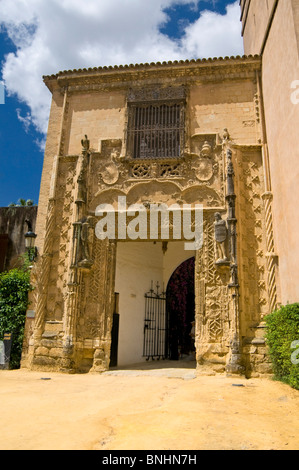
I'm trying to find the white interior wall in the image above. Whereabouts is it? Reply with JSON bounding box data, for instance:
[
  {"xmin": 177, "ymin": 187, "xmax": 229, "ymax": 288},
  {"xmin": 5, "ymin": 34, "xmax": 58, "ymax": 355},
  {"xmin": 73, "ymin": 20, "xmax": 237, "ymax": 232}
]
[{"xmin": 114, "ymin": 240, "xmax": 195, "ymax": 367}]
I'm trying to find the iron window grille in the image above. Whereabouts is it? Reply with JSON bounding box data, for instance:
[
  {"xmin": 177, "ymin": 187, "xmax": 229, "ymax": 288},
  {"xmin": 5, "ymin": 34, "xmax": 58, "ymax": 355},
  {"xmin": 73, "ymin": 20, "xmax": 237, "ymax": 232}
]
[{"xmin": 127, "ymin": 102, "xmax": 185, "ymax": 160}]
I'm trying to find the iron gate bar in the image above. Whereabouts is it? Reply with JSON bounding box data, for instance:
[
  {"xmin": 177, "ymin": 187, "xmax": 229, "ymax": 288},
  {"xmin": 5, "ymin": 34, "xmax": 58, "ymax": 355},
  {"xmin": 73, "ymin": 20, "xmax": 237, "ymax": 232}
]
[{"xmin": 143, "ymin": 281, "xmax": 168, "ymax": 360}]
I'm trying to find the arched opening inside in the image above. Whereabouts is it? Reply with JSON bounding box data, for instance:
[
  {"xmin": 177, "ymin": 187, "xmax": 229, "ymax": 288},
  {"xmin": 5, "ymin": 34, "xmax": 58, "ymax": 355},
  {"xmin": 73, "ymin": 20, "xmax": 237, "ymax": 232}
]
[
  {"xmin": 113, "ymin": 241, "xmax": 196, "ymax": 368},
  {"xmin": 166, "ymin": 257, "xmax": 195, "ymax": 361}
]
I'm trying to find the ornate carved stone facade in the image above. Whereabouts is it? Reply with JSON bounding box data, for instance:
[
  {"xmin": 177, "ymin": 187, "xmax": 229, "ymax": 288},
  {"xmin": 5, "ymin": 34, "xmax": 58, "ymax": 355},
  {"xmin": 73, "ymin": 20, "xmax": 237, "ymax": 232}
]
[{"xmin": 22, "ymin": 55, "xmax": 277, "ymax": 377}]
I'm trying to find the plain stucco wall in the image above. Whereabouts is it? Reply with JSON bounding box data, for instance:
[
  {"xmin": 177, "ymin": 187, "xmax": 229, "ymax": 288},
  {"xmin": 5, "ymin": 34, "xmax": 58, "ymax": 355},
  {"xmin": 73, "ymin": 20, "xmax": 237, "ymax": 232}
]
[
  {"xmin": 242, "ymin": 0, "xmax": 299, "ymax": 304},
  {"xmin": 115, "ymin": 241, "xmax": 195, "ymax": 366}
]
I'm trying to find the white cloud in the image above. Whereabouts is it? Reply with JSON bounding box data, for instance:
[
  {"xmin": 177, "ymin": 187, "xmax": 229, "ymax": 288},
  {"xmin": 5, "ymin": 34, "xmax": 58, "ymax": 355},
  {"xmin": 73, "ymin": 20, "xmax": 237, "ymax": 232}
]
[
  {"xmin": 0, "ymin": 0, "xmax": 243, "ymax": 137},
  {"xmin": 181, "ymin": 2, "xmax": 244, "ymax": 58}
]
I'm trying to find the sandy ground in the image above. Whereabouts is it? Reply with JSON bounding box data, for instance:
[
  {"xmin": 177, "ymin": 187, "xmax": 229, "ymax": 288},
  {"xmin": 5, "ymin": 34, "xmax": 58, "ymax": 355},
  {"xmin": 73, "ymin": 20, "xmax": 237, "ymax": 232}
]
[{"xmin": 0, "ymin": 361, "xmax": 299, "ymax": 451}]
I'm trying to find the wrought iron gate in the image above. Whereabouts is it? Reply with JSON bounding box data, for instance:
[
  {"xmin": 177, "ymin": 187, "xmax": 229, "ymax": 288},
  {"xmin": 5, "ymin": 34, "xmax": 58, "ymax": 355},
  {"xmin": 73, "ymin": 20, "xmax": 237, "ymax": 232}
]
[{"xmin": 143, "ymin": 282, "xmax": 168, "ymax": 360}]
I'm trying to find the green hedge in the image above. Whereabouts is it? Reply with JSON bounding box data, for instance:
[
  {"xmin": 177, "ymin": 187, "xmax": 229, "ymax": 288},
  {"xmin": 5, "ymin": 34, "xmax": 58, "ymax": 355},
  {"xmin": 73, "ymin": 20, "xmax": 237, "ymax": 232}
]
[
  {"xmin": 0, "ymin": 267, "xmax": 32, "ymax": 369},
  {"xmin": 265, "ymin": 303, "xmax": 299, "ymax": 390}
]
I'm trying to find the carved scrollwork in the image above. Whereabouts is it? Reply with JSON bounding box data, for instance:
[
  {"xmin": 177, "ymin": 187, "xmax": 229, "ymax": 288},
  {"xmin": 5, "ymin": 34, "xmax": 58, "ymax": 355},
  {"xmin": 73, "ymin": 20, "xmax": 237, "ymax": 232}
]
[
  {"xmin": 131, "ymin": 163, "xmax": 151, "ymax": 178},
  {"xmin": 159, "ymin": 163, "xmax": 181, "ymax": 177}
]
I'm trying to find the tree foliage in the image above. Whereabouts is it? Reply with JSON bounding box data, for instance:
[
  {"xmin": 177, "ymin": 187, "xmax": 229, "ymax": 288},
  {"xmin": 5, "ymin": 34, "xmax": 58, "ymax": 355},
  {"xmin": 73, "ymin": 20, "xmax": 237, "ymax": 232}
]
[
  {"xmin": 8, "ymin": 198, "xmax": 35, "ymax": 207},
  {"xmin": 265, "ymin": 304, "xmax": 299, "ymax": 390},
  {"xmin": 0, "ymin": 262, "xmax": 33, "ymax": 369}
]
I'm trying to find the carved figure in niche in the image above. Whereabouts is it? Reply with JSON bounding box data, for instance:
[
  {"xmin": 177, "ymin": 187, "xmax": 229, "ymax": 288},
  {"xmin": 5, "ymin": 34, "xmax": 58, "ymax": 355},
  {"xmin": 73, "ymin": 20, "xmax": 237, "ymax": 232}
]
[
  {"xmin": 76, "ymin": 170, "xmax": 86, "ymax": 204},
  {"xmin": 222, "ymin": 128, "xmax": 230, "ymax": 141},
  {"xmin": 214, "ymin": 212, "xmax": 229, "ymax": 264},
  {"xmin": 78, "ymin": 216, "xmax": 94, "ymax": 268},
  {"xmin": 81, "ymin": 135, "xmax": 90, "ymax": 152}
]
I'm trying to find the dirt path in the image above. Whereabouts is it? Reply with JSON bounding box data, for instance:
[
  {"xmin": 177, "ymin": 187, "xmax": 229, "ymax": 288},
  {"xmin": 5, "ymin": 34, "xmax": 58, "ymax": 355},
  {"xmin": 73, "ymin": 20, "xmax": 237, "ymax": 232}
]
[{"xmin": 0, "ymin": 364, "xmax": 298, "ymax": 450}]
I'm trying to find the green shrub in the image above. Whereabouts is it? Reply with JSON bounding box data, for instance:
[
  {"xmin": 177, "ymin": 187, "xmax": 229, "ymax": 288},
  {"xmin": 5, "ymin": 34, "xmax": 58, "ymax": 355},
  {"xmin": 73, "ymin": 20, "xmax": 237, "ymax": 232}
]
[
  {"xmin": 0, "ymin": 266, "xmax": 33, "ymax": 369},
  {"xmin": 265, "ymin": 303, "xmax": 299, "ymax": 390}
]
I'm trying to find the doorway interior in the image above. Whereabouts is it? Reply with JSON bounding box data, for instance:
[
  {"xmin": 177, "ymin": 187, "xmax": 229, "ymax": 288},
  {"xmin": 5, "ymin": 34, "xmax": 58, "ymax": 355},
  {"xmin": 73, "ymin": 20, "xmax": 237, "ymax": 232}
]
[
  {"xmin": 166, "ymin": 257, "xmax": 195, "ymax": 361},
  {"xmin": 114, "ymin": 241, "xmax": 195, "ymax": 368}
]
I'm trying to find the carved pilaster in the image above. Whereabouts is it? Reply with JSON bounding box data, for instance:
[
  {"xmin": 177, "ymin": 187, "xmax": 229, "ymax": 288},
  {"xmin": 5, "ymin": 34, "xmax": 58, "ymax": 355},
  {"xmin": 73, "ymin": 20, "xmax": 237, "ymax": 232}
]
[
  {"xmin": 32, "ymin": 199, "xmax": 56, "ymax": 340},
  {"xmin": 224, "ymin": 147, "xmax": 244, "ymax": 375},
  {"xmin": 91, "ymin": 239, "xmax": 117, "ymax": 373},
  {"xmin": 262, "ymin": 191, "xmax": 279, "ymax": 313},
  {"xmin": 75, "ymin": 135, "xmax": 90, "ymax": 219},
  {"xmin": 61, "ymin": 268, "xmax": 83, "ymax": 371},
  {"xmin": 226, "ymin": 148, "xmax": 238, "ymax": 287},
  {"xmin": 58, "ymin": 87, "xmax": 69, "ymax": 157}
]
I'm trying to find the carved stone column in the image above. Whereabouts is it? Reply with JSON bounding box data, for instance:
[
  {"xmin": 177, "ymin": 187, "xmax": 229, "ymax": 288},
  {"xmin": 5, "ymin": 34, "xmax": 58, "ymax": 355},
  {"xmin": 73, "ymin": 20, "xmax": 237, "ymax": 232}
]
[
  {"xmin": 61, "ymin": 136, "xmax": 93, "ymax": 371},
  {"xmin": 224, "ymin": 148, "xmax": 244, "ymax": 375},
  {"xmin": 91, "ymin": 239, "xmax": 117, "ymax": 373}
]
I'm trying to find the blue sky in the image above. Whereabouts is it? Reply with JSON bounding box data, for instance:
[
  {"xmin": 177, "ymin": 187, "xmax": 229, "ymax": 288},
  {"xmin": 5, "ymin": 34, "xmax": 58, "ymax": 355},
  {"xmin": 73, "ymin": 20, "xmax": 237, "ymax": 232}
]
[
  {"xmin": 0, "ymin": 33, "xmax": 45, "ymax": 206},
  {"xmin": 0, "ymin": 0, "xmax": 242, "ymax": 207}
]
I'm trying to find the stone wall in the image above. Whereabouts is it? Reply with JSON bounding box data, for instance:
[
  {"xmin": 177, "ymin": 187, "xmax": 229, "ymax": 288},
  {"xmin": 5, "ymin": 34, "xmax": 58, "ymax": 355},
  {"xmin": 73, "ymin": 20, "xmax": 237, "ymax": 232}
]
[
  {"xmin": 0, "ymin": 206, "xmax": 38, "ymax": 271},
  {"xmin": 242, "ymin": 0, "xmax": 299, "ymax": 305}
]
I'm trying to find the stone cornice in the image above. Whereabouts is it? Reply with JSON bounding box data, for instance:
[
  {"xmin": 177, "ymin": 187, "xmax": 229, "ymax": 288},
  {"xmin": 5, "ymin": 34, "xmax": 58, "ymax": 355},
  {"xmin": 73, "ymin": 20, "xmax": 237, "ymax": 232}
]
[{"xmin": 43, "ymin": 55, "xmax": 261, "ymax": 94}]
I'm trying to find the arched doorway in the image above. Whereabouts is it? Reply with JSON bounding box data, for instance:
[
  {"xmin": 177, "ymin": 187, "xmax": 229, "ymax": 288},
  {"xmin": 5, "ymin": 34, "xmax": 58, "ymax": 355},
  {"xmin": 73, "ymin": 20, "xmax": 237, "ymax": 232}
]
[{"xmin": 166, "ymin": 257, "xmax": 195, "ymax": 361}]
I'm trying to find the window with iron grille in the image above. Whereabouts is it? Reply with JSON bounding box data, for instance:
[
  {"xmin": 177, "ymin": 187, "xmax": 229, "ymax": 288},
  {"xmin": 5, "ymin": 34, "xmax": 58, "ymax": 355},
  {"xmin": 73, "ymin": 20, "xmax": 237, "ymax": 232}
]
[{"xmin": 127, "ymin": 102, "xmax": 185, "ymax": 159}]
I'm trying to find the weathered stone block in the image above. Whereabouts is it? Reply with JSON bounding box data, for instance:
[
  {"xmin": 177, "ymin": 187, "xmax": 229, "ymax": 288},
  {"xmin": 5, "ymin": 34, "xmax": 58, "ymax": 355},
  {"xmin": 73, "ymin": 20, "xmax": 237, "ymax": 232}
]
[
  {"xmin": 32, "ymin": 356, "xmax": 57, "ymax": 367},
  {"xmin": 35, "ymin": 347, "xmax": 49, "ymax": 357},
  {"xmin": 48, "ymin": 348, "xmax": 64, "ymax": 358},
  {"xmin": 41, "ymin": 339, "xmax": 62, "ymax": 348}
]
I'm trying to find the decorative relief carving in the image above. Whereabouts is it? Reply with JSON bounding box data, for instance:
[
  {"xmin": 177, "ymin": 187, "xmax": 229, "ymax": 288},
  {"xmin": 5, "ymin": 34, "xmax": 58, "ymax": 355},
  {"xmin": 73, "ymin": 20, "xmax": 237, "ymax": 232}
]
[
  {"xmin": 43, "ymin": 160, "xmax": 77, "ymax": 323},
  {"xmin": 127, "ymin": 85, "xmax": 186, "ymax": 103},
  {"xmin": 209, "ymin": 313, "xmax": 223, "ymax": 342},
  {"xmin": 189, "ymin": 136, "xmax": 223, "ymax": 187},
  {"xmin": 196, "ymin": 283, "xmax": 229, "ymax": 345},
  {"xmin": 234, "ymin": 147, "xmax": 269, "ymax": 324},
  {"xmin": 262, "ymin": 191, "xmax": 279, "ymax": 313},
  {"xmin": 159, "ymin": 163, "xmax": 181, "ymax": 178},
  {"xmin": 90, "ymin": 134, "xmax": 225, "ymax": 211},
  {"xmin": 193, "ymin": 158, "xmax": 214, "ymax": 182},
  {"xmin": 101, "ymin": 163, "xmax": 119, "ymax": 185},
  {"xmin": 129, "ymin": 161, "xmax": 184, "ymax": 179},
  {"xmin": 131, "ymin": 163, "xmax": 151, "ymax": 178},
  {"xmin": 98, "ymin": 140, "xmax": 123, "ymax": 186}
]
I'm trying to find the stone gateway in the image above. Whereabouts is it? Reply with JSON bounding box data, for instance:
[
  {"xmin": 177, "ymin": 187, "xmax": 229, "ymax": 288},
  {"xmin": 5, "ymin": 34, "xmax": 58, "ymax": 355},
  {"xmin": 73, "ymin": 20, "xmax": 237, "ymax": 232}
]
[{"xmin": 21, "ymin": 1, "xmax": 299, "ymax": 378}]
